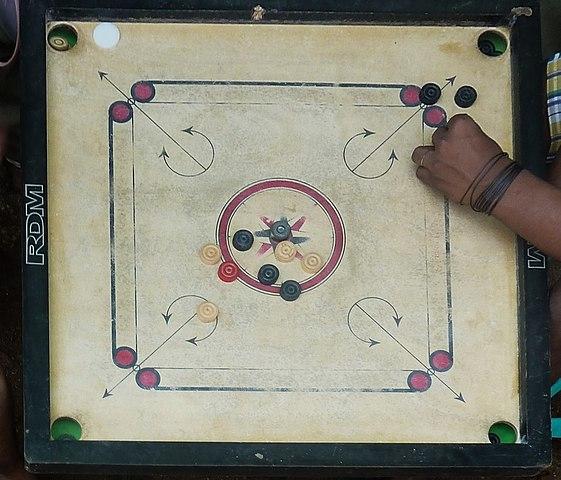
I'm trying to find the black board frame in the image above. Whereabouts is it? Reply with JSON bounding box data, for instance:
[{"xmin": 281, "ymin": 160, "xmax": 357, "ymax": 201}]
[{"xmin": 21, "ymin": 0, "xmax": 550, "ymax": 475}]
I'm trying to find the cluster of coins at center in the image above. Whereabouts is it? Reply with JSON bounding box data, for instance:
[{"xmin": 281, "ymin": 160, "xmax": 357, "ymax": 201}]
[
  {"xmin": 200, "ymin": 218, "xmax": 324, "ymax": 302},
  {"xmin": 232, "ymin": 220, "xmax": 323, "ymax": 302}
]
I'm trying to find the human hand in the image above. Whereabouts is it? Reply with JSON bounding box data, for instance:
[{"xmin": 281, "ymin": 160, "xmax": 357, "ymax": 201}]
[{"xmin": 411, "ymin": 114, "xmax": 509, "ymax": 204}]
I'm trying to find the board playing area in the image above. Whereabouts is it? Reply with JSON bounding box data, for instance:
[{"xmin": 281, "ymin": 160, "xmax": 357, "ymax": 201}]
[
  {"xmin": 22, "ymin": 1, "xmax": 551, "ymax": 474},
  {"xmin": 45, "ymin": 21, "xmax": 519, "ymax": 443}
]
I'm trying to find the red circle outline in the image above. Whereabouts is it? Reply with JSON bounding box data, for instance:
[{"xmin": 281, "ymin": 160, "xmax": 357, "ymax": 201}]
[
  {"xmin": 216, "ymin": 179, "xmax": 345, "ymax": 295},
  {"xmin": 399, "ymin": 85, "xmax": 421, "ymax": 107},
  {"xmin": 131, "ymin": 81, "xmax": 156, "ymax": 103},
  {"xmin": 113, "ymin": 346, "xmax": 137, "ymax": 369},
  {"xmin": 407, "ymin": 371, "xmax": 432, "ymax": 392},
  {"xmin": 136, "ymin": 368, "xmax": 161, "ymax": 390},
  {"xmin": 429, "ymin": 350, "xmax": 453, "ymax": 372},
  {"xmin": 423, "ymin": 106, "xmax": 447, "ymax": 128},
  {"xmin": 110, "ymin": 101, "xmax": 133, "ymax": 123}
]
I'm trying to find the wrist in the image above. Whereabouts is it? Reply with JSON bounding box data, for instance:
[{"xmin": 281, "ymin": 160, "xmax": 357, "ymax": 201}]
[
  {"xmin": 470, "ymin": 155, "xmax": 513, "ymax": 198},
  {"xmin": 490, "ymin": 169, "xmax": 532, "ymax": 219},
  {"xmin": 469, "ymin": 156, "xmax": 523, "ymax": 215}
]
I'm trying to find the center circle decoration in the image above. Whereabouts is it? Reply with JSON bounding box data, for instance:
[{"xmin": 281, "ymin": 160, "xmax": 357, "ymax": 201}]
[{"xmin": 216, "ymin": 179, "xmax": 345, "ymax": 296}]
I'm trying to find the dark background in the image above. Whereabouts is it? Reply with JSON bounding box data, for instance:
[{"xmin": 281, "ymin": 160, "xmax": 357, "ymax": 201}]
[{"xmin": 1, "ymin": 1, "xmax": 561, "ymax": 478}]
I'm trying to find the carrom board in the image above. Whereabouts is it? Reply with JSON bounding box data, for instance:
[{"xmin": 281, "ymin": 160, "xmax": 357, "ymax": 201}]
[{"xmin": 22, "ymin": 0, "xmax": 550, "ymax": 475}]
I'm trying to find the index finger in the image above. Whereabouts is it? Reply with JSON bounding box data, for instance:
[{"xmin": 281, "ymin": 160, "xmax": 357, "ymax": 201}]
[{"xmin": 412, "ymin": 146, "xmax": 435, "ymax": 168}]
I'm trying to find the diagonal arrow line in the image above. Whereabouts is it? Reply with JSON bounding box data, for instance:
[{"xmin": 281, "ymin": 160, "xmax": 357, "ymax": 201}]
[
  {"xmin": 347, "ymin": 312, "xmax": 380, "ymax": 347},
  {"xmin": 441, "ymin": 76, "xmax": 457, "ymax": 91},
  {"xmin": 140, "ymin": 314, "xmax": 197, "ymax": 367},
  {"xmin": 99, "ymin": 71, "xmax": 206, "ymax": 172},
  {"xmin": 366, "ymin": 297, "xmax": 402, "ymax": 326},
  {"xmin": 343, "ymin": 130, "xmax": 374, "ymax": 169},
  {"xmin": 134, "ymin": 106, "xmax": 206, "ymax": 171},
  {"xmin": 350, "ymin": 76, "xmax": 455, "ymax": 175},
  {"xmin": 355, "ymin": 303, "xmax": 464, "ymax": 401},
  {"xmin": 159, "ymin": 148, "xmax": 196, "ymax": 177},
  {"xmin": 103, "ymin": 313, "xmax": 197, "ymax": 398},
  {"xmin": 351, "ymin": 107, "xmax": 422, "ymax": 173},
  {"xmin": 103, "ymin": 370, "xmax": 135, "ymax": 398},
  {"xmin": 430, "ymin": 371, "xmax": 464, "ymax": 402},
  {"xmin": 356, "ymin": 304, "xmax": 426, "ymax": 368},
  {"xmin": 99, "ymin": 71, "xmax": 129, "ymax": 98}
]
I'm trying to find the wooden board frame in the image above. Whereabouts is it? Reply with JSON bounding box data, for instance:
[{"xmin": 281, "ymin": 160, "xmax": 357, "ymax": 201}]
[{"xmin": 21, "ymin": 0, "xmax": 550, "ymax": 475}]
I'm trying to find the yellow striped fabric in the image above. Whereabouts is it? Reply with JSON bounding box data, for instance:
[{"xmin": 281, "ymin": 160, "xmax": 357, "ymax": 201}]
[{"xmin": 548, "ymin": 52, "xmax": 561, "ymax": 162}]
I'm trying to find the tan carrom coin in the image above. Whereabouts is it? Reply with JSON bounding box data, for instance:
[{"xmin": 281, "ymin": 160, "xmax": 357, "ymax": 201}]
[
  {"xmin": 199, "ymin": 244, "xmax": 221, "ymax": 265},
  {"xmin": 196, "ymin": 301, "xmax": 219, "ymax": 323},
  {"xmin": 301, "ymin": 252, "xmax": 323, "ymax": 274},
  {"xmin": 274, "ymin": 241, "xmax": 298, "ymax": 263}
]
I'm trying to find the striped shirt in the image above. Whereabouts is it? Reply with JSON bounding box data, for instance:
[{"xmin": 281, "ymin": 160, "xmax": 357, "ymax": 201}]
[{"xmin": 548, "ymin": 52, "xmax": 561, "ymax": 162}]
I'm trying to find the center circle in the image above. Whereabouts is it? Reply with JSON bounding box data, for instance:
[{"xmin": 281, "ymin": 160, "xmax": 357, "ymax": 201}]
[{"xmin": 216, "ymin": 179, "xmax": 345, "ymax": 296}]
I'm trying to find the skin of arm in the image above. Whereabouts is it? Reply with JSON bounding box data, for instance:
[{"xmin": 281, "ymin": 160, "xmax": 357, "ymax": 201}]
[
  {"xmin": 411, "ymin": 114, "xmax": 561, "ymax": 262},
  {"xmin": 549, "ymin": 159, "xmax": 561, "ymax": 190}
]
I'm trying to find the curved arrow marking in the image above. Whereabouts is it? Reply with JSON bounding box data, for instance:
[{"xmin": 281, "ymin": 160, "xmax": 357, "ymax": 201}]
[
  {"xmin": 187, "ymin": 317, "xmax": 219, "ymax": 346},
  {"xmin": 345, "ymin": 75, "xmax": 456, "ymax": 177},
  {"xmin": 352, "ymin": 108, "xmax": 421, "ymax": 174},
  {"xmin": 182, "ymin": 126, "xmax": 215, "ymax": 157},
  {"xmin": 344, "ymin": 131, "xmax": 399, "ymax": 180},
  {"xmin": 162, "ymin": 294, "xmax": 207, "ymax": 324},
  {"xmin": 158, "ymin": 147, "xmax": 199, "ymax": 178},
  {"xmin": 347, "ymin": 311, "xmax": 381, "ymax": 347},
  {"xmin": 350, "ymin": 300, "xmax": 464, "ymax": 403},
  {"xmin": 103, "ymin": 312, "xmax": 197, "ymax": 399},
  {"xmin": 182, "ymin": 126, "xmax": 215, "ymax": 169},
  {"xmin": 358, "ymin": 296, "xmax": 402, "ymax": 327},
  {"xmin": 158, "ymin": 125, "xmax": 215, "ymax": 178},
  {"xmin": 342, "ymin": 129, "xmax": 374, "ymax": 171},
  {"xmin": 99, "ymin": 71, "xmax": 209, "ymax": 176}
]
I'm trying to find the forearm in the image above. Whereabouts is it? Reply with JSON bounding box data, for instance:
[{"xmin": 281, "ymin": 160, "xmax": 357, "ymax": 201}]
[{"xmin": 492, "ymin": 170, "xmax": 561, "ymax": 261}]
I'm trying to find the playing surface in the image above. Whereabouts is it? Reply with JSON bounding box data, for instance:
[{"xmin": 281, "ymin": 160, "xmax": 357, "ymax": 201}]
[{"xmin": 46, "ymin": 22, "xmax": 518, "ymax": 443}]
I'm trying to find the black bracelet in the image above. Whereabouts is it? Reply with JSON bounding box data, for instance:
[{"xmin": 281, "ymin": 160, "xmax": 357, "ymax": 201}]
[
  {"xmin": 486, "ymin": 163, "xmax": 524, "ymax": 214},
  {"xmin": 471, "ymin": 162, "xmax": 520, "ymax": 214},
  {"xmin": 471, "ymin": 161, "xmax": 524, "ymax": 215},
  {"xmin": 459, "ymin": 152, "xmax": 508, "ymax": 205},
  {"xmin": 480, "ymin": 163, "xmax": 522, "ymax": 214}
]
